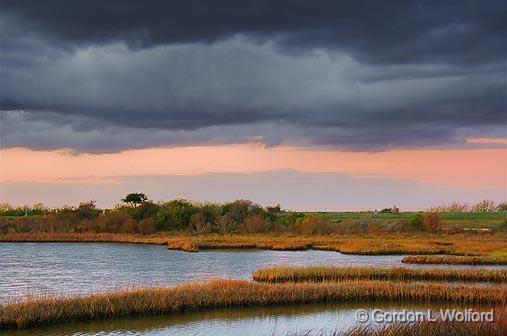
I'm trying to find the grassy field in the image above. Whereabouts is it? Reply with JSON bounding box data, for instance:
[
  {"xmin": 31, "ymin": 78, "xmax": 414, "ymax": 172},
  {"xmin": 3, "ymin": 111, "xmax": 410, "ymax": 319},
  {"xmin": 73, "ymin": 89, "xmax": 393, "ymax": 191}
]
[
  {"xmin": 253, "ymin": 266, "xmax": 507, "ymax": 283},
  {"xmin": 318, "ymin": 211, "xmax": 507, "ymax": 229},
  {"xmin": 1, "ymin": 279, "xmax": 504, "ymax": 329}
]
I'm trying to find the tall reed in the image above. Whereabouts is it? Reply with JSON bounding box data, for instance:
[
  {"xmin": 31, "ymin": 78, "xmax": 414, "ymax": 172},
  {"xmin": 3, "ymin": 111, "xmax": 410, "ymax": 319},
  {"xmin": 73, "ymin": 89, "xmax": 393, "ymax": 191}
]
[
  {"xmin": 253, "ymin": 266, "xmax": 507, "ymax": 283},
  {"xmin": 402, "ymin": 255, "xmax": 507, "ymax": 265},
  {"xmin": 0, "ymin": 279, "xmax": 504, "ymax": 329},
  {"xmin": 289, "ymin": 313, "xmax": 506, "ymax": 335}
]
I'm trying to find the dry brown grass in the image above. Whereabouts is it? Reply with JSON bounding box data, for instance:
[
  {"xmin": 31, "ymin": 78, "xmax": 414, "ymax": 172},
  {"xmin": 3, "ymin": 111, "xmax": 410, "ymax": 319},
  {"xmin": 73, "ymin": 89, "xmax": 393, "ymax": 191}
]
[
  {"xmin": 164, "ymin": 233, "xmax": 506, "ymax": 257},
  {"xmin": 253, "ymin": 266, "xmax": 507, "ymax": 283},
  {"xmin": 0, "ymin": 232, "xmax": 168, "ymax": 245},
  {"xmin": 0, "ymin": 279, "xmax": 504, "ymax": 329},
  {"xmin": 402, "ymin": 255, "xmax": 507, "ymax": 265},
  {"xmin": 1, "ymin": 232, "xmax": 506, "ymax": 258},
  {"xmin": 345, "ymin": 320, "xmax": 507, "ymax": 336},
  {"xmin": 290, "ymin": 311, "xmax": 507, "ymax": 335}
]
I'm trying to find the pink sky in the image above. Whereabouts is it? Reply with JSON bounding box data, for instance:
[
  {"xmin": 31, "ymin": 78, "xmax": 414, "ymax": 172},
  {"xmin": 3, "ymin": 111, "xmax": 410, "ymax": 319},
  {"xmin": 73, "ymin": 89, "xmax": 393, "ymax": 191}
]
[
  {"xmin": 1, "ymin": 142, "xmax": 505, "ymax": 209},
  {"xmin": 1, "ymin": 144, "xmax": 505, "ymax": 187}
]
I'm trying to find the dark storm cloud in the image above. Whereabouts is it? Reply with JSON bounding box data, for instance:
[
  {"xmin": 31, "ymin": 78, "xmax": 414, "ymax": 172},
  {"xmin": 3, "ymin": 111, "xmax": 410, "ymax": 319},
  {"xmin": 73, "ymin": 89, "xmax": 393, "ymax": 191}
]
[
  {"xmin": 0, "ymin": 1, "xmax": 505, "ymax": 152},
  {"xmin": 2, "ymin": 1, "xmax": 506, "ymax": 65}
]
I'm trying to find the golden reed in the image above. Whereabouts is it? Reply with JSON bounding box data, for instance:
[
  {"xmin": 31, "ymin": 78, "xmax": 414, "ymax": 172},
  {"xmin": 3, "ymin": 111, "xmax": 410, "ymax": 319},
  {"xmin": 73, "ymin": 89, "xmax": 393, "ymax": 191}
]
[
  {"xmin": 0, "ymin": 279, "xmax": 505, "ymax": 329},
  {"xmin": 253, "ymin": 266, "xmax": 507, "ymax": 283}
]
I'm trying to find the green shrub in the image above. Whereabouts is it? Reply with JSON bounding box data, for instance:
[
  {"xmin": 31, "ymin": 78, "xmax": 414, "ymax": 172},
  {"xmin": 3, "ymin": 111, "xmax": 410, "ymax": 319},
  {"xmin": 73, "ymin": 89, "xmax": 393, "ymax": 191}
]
[
  {"xmin": 155, "ymin": 200, "xmax": 195, "ymax": 231},
  {"xmin": 409, "ymin": 213, "xmax": 423, "ymax": 230}
]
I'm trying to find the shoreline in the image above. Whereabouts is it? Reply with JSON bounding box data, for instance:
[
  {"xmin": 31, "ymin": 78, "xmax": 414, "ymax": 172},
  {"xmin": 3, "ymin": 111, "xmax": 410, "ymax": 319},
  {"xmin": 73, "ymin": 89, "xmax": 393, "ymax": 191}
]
[{"xmin": 1, "ymin": 233, "xmax": 506, "ymax": 265}]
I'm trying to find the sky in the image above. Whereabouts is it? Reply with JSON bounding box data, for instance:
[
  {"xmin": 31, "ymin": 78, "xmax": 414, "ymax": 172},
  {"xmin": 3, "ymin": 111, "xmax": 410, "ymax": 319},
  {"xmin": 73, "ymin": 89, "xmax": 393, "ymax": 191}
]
[{"xmin": 0, "ymin": 1, "xmax": 506, "ymax": 210}]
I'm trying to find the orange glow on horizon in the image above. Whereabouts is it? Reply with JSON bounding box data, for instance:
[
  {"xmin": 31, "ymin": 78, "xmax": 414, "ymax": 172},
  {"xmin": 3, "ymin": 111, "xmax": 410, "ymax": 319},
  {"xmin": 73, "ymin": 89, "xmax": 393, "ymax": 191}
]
[
  {"xmin": 466, "ymin": 137, "xmax": 507, "ymax": 145},
  {"xmin": 0, "ymin": 145, "xmax": 505, "ymax": 187}
]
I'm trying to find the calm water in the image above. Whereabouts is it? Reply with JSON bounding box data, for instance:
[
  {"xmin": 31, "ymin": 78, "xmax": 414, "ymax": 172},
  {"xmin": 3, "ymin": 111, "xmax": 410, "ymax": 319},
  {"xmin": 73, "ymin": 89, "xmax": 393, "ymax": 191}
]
[
  {"xmin": 1, "ymin": 242, "xmax": 506, "ymax": 302},
  {"xmin": 2, "ymin": 302, "xmax": 497, "ymax": 336},
  {"xmin": 1, "ymin": 243, "xmax": 505, "ymax": 335}
]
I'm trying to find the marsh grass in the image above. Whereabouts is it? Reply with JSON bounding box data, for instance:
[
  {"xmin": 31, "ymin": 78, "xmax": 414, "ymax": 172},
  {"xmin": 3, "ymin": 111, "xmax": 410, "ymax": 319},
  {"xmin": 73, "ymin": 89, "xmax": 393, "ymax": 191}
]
[
  {"xmin": 253, "ymin": 266, "xmax": 507, "ymax": 283},
  {"xmin": 344, "ymin": 320, "xmax": 507, "ymax": 336},
  {"xmin": 289, "ymin": 313, "xmax": 507, "ymax": 335},
  {"xmin": 1, "ymin": 232, "xmax": 506, "ymax": 260},
  {"xmin": 402, "ymin": 255, "xmax": 507, "ymax": 265},
  {"xmin": 164, "ymin": 234, "xmax": 506, "ymax": 257},
  {"xmin": 0, "ymin": 232, "xmax": 169, "ymax": 245},
  {"xmin": 1, "ymin": 280, "xmax": 505, "ymax": 329}
]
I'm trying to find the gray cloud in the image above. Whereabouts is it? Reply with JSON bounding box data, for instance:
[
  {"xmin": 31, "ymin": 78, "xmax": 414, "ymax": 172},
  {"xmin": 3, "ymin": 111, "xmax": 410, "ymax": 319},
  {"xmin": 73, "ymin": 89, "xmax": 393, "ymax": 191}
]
[{"xmin": 0, "ymin": 1, "xmax": 505, "ymax": 152}]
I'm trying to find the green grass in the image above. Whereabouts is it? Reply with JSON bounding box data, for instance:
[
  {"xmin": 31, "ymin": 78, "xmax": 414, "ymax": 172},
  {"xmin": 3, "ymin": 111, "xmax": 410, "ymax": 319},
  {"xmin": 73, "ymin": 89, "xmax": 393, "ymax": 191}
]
[{"xmin": 314, "ymin": 211, "xmax": 506, "ymax": 230}]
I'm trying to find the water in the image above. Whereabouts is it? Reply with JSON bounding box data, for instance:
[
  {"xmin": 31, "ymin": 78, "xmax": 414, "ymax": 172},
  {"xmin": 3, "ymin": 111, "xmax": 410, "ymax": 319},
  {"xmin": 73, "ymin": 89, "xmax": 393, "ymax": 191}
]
[
  {"xmin": 2, "ymin": 302, "xmax": 497, "ymax": 336},
  {"xmin": 1, "ymin": 242, "xmax": 504, "ymax": 335},
  {"xmin": 1, "ymin": 242, "xmax": 505, "ymax": 302}
]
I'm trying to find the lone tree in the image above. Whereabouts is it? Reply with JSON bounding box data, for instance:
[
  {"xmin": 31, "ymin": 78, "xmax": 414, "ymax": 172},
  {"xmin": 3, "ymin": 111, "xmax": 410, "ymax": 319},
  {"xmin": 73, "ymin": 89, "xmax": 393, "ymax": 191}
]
[{"xmin": 122, "ymin": 193, "xmax": 148, "ymax": 207}]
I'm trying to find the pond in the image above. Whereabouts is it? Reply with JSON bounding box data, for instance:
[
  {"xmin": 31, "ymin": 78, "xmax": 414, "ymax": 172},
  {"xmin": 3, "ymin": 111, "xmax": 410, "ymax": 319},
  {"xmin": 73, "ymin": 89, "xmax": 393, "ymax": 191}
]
[{"xmin": 1, "ymin": 242, "xmax": 505, "ymax": 302}]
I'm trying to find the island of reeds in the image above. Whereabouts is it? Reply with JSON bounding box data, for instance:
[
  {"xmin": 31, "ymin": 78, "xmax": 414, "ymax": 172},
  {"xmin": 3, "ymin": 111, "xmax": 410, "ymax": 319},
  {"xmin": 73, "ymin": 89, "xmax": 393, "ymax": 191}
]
[
  {"xmin": 252, "ymin": 266, "xmax": 507, "ymax": 283},
  {"xmin": 1, "ymin": 278, "xmax": 505, "ymax": 329}
]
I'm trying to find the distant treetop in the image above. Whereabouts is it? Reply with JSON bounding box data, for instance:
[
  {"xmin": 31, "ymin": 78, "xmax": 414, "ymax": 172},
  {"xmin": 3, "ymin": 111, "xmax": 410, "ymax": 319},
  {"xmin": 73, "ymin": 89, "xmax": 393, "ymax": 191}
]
[{"xmin": 121, "ymin": 193, "xmax": 148, "ymax": 207}]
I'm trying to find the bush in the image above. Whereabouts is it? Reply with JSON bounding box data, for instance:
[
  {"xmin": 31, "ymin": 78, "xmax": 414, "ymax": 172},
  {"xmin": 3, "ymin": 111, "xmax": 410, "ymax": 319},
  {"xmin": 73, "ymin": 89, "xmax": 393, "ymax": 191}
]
[
  {"xmin": 130, "ymin": 201, "xmax": 160, "ymax": 221},
  {"xmin": 95, "ymin": 213, "xmax": 134, "ymax": 233},
  {"xmin": 139, "ymin": 218, "xmax": 156, "ymax": 235},
  {"xmin": 292, "ymin": 215, "xmax": 334, "ymax": 235},
  {"xmin": 497, "ymin": 202, "xmax": 507, "ymax": 211},
  {"xmin": 422, "ymin": 213, "xmax": 441, "ymax": 232},
  {"xmin": 189, "ymin": 212, "xmax": 213, "ymax": 234},
  {"xmin": 239, "ymin": 215, "xmax": 265, "ymax": 234},
  {"xmin": 75, "ymin": 201, "xmax": 100, "ymax": 221},
  {"xmin": 215, "ymin": 213, "xmax": 236, "ymax": 234},
  {"xmin": 155, "ymin": 200, "xmax": 195, "ymax": 231},
  {"xmin": 386, "ymin": 220, "xmax": 410, "ymax": 233},
  {"xmin": 221, "ymin": 200, "xmax": 264, "ymax": 227},
  {"xmin": 409, "ymin": 214, "xmax": 423, "ymax": 231},
  {"xmin": 367, "ymin": 222, "xmax": 383, "ymax": 234},
  {"xmin": 379, "ymin": 206, "xmax": 399, "ymax": 213},
  {"xmin": 472, "ymin": 200, "xmax": 497, "ymax": 212},
  {"xmin": 347, "ymin": 221, "xmax": 367, "ymax": 234},
  {"xmin": 496, "ymin": 218, "xmax": 507, "ymax": 232}
]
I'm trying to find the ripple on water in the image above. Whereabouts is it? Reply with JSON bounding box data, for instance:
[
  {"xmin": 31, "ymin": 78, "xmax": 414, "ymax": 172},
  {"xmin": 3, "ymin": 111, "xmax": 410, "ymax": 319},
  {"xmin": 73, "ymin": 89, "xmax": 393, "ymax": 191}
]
[{"xmin": 1, "ymin": 242, "xmax": 506, "ymax": 302}]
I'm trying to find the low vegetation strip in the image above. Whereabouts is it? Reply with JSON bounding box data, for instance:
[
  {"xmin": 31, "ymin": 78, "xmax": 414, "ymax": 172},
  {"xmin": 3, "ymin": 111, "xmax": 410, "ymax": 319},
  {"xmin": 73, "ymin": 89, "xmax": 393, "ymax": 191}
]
[
  {"xmin": 289, "ymin": 317, "xmax": 507, "ymax": 336},
  {"xmin": 402, "ymin": 255, "xmax": 507, "ymax": 265},
  {"xmin": 0, "ymin": 232, "xmax": 169, "ymax": 245},
  {"xmin": 164, "ymin": 234, "xmax": 506, "ymax": 257},
  {"xmin": 0, "ymin": 280, "xmax": 505, "ymax": 329},
  {"xmin": 1, "ymin": 233, "xmax": 506, "ymax": 259},
  {"xmin": 252, "ymin": 266, "xmax": 507, "ymax": 283}
]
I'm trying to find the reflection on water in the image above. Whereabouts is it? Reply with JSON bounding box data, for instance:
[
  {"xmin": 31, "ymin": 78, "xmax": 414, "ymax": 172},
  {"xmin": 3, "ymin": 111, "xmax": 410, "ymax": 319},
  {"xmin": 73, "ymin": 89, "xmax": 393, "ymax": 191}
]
[
  {"xmin": 2, "ymin": 243, "xmax": 505, "ymax": 336},
  {"xmin": 3, "ymin": 302, "xmax": 497, "ymax": 336},
  {"xmin": 1, "ymin": 242, "xmax": 506, "ymax": 302}
]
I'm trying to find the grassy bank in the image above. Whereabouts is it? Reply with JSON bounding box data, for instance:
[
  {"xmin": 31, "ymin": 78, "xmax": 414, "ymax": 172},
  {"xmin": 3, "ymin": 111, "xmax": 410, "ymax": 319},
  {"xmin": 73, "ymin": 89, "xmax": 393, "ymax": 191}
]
[
  {"xmin": 1, "ymin": 279, "xmax": 505, "ymax": 329},
  {"xmin": 402, "ymin": 255, "xmax": 507, "ymax": 265},
  {"xmin": 253, "ymin": 266, "xmax": 507, "ymax": 283},
  {"xmin": 2, "ymin": 232, "xmax": 506, "ymax": 259}
]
